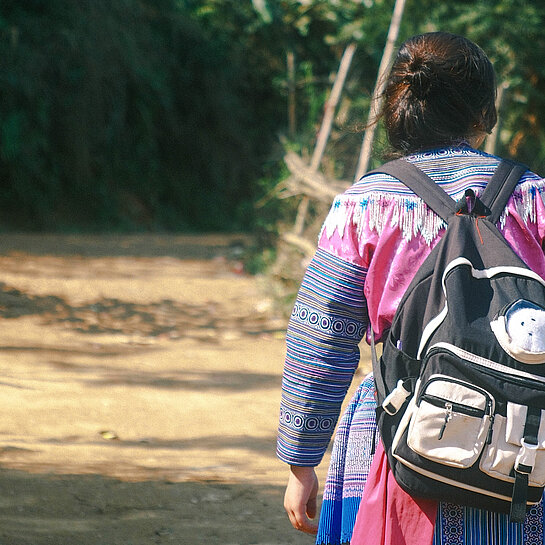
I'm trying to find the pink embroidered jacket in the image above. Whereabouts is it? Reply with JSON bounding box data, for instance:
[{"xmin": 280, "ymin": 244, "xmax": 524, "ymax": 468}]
[{"xmin": 277, "ymin": 146, "xmax": 545, "ymax": 467}]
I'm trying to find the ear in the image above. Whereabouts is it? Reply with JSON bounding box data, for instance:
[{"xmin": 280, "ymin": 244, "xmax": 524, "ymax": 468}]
[{"xmin": 467, "ymin": 131, "xmax": 486, "ymax": 149}]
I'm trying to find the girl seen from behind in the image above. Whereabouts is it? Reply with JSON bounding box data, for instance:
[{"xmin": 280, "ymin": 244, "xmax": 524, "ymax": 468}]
[{"xmin": 278, "ymin": 32, "xmax": 545, "ymax": 545}]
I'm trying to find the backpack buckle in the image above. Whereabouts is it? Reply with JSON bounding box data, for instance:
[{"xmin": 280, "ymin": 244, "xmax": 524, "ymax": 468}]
[
  {"xmin": 382, "ymin": 379, "xmax": 412, "ymax": 415},
  {"xmin": 515, "ymin": 439, "xmax": 539, "ymax": 474}
]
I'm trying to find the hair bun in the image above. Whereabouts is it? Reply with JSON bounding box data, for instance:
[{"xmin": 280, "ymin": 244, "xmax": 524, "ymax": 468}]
[{"xmin": 405, "ymin": 59, "xmax": 434, "ymax": 99}]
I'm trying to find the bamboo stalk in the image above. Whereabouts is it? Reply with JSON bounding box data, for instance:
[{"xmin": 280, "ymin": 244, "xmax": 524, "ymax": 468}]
[
  {"xmin": 287, "ymin": 50, "xmax": 296, "ymax": 138},
  {"xmin": 310, "ymin": 43, "xmax": 357, "ymax": 170},
  {"xmin": 354, "ymin": 0, "xmax": 407, "ymax": 181},
  {"xmin": 293, "ymin": 42, "xmax": 357, "ymax": 234},
  {"xmin": 484, "ymin": 81, "xmax": 509, "ymax": 155},
  {"xmin": 293, "ymin": 195, "xmax": 311, "ymax": 235}
]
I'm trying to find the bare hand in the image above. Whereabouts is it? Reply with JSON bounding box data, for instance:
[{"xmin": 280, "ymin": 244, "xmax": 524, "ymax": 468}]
[{"xmin": 284, "ymin": 465, "xmax": 319, "ymax": 535}]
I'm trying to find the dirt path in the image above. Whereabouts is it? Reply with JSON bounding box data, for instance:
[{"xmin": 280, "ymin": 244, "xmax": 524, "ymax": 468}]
[{"xmin": 0, "ymin": 234, "xmax": 369, "ymax": 545}]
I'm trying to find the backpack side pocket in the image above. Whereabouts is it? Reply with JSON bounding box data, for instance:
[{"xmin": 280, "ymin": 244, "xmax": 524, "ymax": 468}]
[{"xmin": 406, "ymin": 375, "xmax": 493, "ymax": 468}]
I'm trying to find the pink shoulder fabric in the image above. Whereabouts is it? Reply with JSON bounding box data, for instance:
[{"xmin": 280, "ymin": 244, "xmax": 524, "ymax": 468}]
[
  {"xmin": 318, "ymin": 177, "xmax": 545, "ymax": 341},
  {"xmin": 351, "ymin": 441, "xmax": 437, "ymax": 545}
]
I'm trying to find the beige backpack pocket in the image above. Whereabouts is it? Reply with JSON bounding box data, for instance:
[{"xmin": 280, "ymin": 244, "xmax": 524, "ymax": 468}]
[
  {"xmin": 480, "ymin": 402, "xmax": 545, "ymax": 486},
  {"xmin": 407, "ymin": 375, "xmax": 493, "ymax": 468}
]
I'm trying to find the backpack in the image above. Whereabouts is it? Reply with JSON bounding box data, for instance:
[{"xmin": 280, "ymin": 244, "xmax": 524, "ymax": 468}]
[{"xmin": 369, "ymin": 157, "xmax": 545, "ymax": 523}]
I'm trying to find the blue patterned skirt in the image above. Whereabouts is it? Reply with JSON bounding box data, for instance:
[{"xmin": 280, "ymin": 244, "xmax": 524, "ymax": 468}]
[{"xmin": 316, "ymin": 374, "xmax": 545, "ymax": 545}]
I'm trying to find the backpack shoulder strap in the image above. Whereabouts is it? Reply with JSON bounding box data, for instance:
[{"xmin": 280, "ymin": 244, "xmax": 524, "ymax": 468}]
[
  {"xmin": 368, "ymin": 158, "xmax": 457, "ymax": 222},
  {"xmin": 479, "ymin": 159, "xmax": 527, "ymax": 224}
]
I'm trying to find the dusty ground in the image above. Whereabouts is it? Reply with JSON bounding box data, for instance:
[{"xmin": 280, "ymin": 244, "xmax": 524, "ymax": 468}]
[{"xmin": 0, "ymin": 233, "xmax": 369, "ymax": 545}]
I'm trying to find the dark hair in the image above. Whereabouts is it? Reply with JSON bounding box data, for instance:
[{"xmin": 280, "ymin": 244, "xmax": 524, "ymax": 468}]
[{"xmin": 381, "ymin": 32, "xmax": 497, "ymax": 154}]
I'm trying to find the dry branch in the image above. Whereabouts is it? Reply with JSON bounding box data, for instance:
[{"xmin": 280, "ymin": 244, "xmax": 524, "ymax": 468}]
[
  {"xmin": 283, "ymin": 152, "xmax": 350, "ymax": 202},
  {"xmin": 281, "ymin": 232, "xmax": 317, "ymax": 257}
]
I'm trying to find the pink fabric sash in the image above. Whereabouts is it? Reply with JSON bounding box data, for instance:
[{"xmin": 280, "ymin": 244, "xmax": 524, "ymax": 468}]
[{"xmin": 351, "ymin": 441, "xmax": 437, "ymax": 545}]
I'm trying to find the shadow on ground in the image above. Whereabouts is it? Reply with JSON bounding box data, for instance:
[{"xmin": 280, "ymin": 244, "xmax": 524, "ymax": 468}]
[
  {"xmin": 0, "ymin": 470, "xmax": 313, "ymax": 545},
  {"xmin": 0, "ymin": 234, "xmax": 251, "ymax": 260},
  {"xmin": 0, "ymin": 282, "xmax": 281, "ymax": 339}
]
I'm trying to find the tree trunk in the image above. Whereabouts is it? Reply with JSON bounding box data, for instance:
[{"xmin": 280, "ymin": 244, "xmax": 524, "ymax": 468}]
[{"xmin": 354, "ymin": 0, "xmax": 407, "ymax": 181}]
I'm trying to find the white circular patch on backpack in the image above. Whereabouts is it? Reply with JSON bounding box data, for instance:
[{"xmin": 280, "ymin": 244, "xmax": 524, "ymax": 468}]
[
  {"xmin": 506, "ymin": 300, "xmax": 545, "ymax": 352},
  {"xmin": 491, "ymin": 300, "xmax": 545, "ymax": 363}
]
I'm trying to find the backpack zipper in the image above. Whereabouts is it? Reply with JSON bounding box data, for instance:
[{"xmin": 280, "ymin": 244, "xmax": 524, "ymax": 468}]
[
  {"xmin": 427, "ymin": 342, "xmax": 545, "ymax": 390},
  {"xmin": 421, "ymin": 394, "xmax": 486, "ymax": 418},
  {"xmin": 418, "ymin": 374, "xmax": 494, "ymax": 410}
]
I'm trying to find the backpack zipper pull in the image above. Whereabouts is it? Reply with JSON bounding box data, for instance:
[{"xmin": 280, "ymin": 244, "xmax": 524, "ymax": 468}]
[
  {"xmin": 486, "ymin": 414, "xmax": 495, "ymax": 444},
  {"xmin": 486, "ymin": 401, "xmax": 495, "ymax": 444},
  {"xmin": 438, "ymin": 402, "xmax": 453, "ymax": 440}
]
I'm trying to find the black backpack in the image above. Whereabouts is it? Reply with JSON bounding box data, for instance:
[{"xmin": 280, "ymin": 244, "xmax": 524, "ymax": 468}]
[{"xmin": 369, "ymin": 158, "xmax": 545, "ymax": 523}]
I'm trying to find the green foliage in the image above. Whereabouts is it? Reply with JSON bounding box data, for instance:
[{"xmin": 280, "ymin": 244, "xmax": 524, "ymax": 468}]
[
  {"xmin": 0, "ymin": 0, "xmax": 279, "ymax": 231},
  {"xmin": 0, "ymin": 0, "xmax": 544, "ymax": 232}
]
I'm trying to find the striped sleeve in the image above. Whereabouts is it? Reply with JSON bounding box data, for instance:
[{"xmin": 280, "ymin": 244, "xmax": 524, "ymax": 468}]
[{"xmin": 277, "ymin": 247, "xmax": 368, "ymax": 466}]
